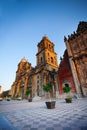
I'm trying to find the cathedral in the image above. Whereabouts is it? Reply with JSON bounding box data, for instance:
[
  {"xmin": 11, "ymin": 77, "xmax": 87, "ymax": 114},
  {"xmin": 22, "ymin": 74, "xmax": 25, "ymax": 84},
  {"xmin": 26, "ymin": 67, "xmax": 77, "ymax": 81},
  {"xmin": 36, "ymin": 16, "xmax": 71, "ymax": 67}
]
[
  {"xmin": 11, "ymin": 36, "xmax": 58, "ymax": 99},
  {"xmin": 64, "ymin": 21, "xmax": 87, "ymax": 97},
  {"xmin": 10, "ymin": 21, "xmax": 87, "ymax": 99},
  {"xmin": 58, "ymin": 49, "xmax": 76, "ymax": 98}
]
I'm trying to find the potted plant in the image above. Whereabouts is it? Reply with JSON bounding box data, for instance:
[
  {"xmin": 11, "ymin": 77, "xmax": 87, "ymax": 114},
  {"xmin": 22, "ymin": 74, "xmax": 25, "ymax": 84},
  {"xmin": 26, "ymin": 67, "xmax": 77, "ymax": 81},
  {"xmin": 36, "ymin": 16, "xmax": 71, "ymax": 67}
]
[
  {"xmin": 25, "ymin": 89, "xmax": 32, "ymax": 102},
  {"xmin": 6, "ymin": 94, "xmax": 11, "ymax": 101},
  {"xmin": 63, "ymin": 84, "xmax": 72, "ymax": 103},
  {"xmin": 43, "ymin": 83, "xmax": 56, "ymax": 109},
  {"xmin": 0, "ymin": 97, "xmax": 3, "ymax": 101},
  {"xmin": 16, "ymin": 95, "xmax": 22, "ymax": 100}
]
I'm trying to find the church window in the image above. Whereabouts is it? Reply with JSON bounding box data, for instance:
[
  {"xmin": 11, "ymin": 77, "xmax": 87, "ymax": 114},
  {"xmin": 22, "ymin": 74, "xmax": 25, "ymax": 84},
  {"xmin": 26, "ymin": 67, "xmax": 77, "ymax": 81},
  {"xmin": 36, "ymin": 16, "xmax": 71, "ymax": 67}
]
[
  {"xmin": 64, "ymin": 83, "xmax": 69, "ymax": 88},
  {"xmin": 37, "ymin": 75, "xmax": 39, "ymax": 79},
  {"xmin": 37, "ymin": 80, "xmax": 39, "ymax": 83},
  {"xmin": 62, "ymin": 81, "xmax": 71, "ymax": 90},
  {"xmin": 51, "ymin": 57, "xmax": 54, "ymax": 63},
  {"xmin": 41, "ymin": 57, "xmax": 43, "ymax": 63},
  {"xmin": 49, "ymin": 44, "xmax": 51, "ymax": 49},
  {"xmin": 37, "ymin": 85, "xmax": 39, "ymax": 96}
]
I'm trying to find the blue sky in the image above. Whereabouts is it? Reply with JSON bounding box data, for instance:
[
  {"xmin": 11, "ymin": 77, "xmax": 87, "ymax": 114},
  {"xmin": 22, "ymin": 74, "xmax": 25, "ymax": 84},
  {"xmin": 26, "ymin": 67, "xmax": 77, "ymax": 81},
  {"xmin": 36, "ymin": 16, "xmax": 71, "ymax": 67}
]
[{"xmin": 0, "ymin": 0, "xmax": 87, "ymax": 92}]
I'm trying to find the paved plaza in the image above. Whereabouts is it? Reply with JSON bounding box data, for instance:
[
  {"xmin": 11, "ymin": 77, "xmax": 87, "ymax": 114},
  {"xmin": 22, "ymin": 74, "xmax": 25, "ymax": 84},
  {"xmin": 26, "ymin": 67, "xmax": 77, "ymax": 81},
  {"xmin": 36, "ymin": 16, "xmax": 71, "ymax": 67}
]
[{"xmin": 0, "ymin": 98, "xmax": 87, "ymax": 130}]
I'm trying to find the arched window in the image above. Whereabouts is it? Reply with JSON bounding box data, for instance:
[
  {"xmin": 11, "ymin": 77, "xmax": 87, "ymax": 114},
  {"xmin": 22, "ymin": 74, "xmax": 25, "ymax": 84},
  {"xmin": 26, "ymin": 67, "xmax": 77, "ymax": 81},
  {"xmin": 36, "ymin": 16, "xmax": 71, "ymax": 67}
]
[
  {"xmin": 37, "ymin": 85, "xmax": 39, "ymax": 96},
  {"xmin": 49, "ymin": 44, "xmax": 50, "ymax": 48},
  {"xmin": 51, "ymin": 57, "xmax": 53, "ymax": 63},
  {"xmin": 41, "ymin": 57, "xmax": 42, "ymax": 63},
  {"xmin": 62, "ymin": 81, "xmax": 71, "ymax": 90},
  {"xmin": 65, "ymin": 83, "xmax": 69, "ymax": 88}
]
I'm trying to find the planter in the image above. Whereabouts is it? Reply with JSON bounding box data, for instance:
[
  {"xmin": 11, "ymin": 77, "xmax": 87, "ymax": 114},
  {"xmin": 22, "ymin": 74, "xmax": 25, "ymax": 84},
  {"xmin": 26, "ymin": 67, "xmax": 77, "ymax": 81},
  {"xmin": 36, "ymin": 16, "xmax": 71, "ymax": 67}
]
[
  {"xmin": 45, "ymin": 101, "xmax": 56, "ymax": 109},
  {"xmin": 28, "ymin": 98, "xmax": 32, "ymax": 102},
  {"xmin": 7, "ymin": 99, "xmax": 10, "ymax": 101},
  {"xmin": 65, "ymin": 98, "xmax": 72, "ymax": 103},
  {"xmin": 0, "ymin": 98, "xmax": 3, "ymax": 101}
]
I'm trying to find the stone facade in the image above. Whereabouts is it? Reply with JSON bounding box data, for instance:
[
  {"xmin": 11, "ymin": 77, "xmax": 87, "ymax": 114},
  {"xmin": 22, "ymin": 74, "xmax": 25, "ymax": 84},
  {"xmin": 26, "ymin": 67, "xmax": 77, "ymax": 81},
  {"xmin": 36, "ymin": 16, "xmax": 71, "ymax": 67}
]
[
  {"xmin": 64, "ymin": 22, "xmax": 87, "ymax": 97},
  {"xmin": 35, "ymin": 36, "xmax": 58, "ymax": 98},
  {"xmin": 58, "ymin": 50, "xmax": 76, "ymax": 97},
  {"xmin": 10, "ymin": 21, "xmax": 87, "ymax": 99},
  {"xmin": 11, "ymin": 58, "xmax": 32, "ymax": 98},
  {"xmin": 11, "ymin": 36, "xmax": 59, "ymax": 99}
]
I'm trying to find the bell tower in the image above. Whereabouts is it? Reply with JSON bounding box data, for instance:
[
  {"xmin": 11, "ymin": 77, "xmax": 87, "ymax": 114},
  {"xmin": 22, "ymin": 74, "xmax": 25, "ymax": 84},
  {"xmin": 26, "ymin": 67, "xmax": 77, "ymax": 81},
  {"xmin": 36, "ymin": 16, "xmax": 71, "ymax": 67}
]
[
  {"xmin": 35, "ymin": 36, "xmax": 58, "ymax": 97},
  {"xmin": 36, "ymin": 36, "xmax": 58, "ymax": 70}
]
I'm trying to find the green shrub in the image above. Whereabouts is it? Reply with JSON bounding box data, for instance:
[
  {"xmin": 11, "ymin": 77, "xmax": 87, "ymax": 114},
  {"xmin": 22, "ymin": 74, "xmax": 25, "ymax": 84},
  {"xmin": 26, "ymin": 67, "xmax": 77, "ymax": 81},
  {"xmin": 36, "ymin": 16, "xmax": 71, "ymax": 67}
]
[
  {"xmin": 7, "ymin": 94, "xmax": 11, "ymax": 98},
  {"xmin": 43, "ymin": 83, "xmax": 52, "ymax": 92},
  {"xmin": 63, "ymin": 84, "xmax": 71, "ymax": 93},
  {"xmin": 25, "ymin": 89, "xmax": 32, "ymax": 96}
]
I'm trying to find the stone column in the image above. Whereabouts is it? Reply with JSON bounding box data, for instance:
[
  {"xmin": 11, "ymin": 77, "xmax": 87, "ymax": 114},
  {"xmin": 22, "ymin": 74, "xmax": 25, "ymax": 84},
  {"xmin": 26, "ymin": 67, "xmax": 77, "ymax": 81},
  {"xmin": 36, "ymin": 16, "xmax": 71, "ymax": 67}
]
[
  {"xmin": 17, "ymin": 80, "xmax": 21, "ymax": 95},
  {"xmin": 42, "ymin": 70, "xmax": 47, "ymax": 85},
  {"xmin": 54, "ymin": 75, "xmax": 59, "ymax": 98},
  {"xmin": 13, "ymin": 82, "xmax": 17, "ymax": 97},
  {"xmin": 24, "ymin": 76, "xmax": 28, "ymax": 94},
  {"xmin": 42, "ymin": 70, "xmax": 47, "ymax": 97}
]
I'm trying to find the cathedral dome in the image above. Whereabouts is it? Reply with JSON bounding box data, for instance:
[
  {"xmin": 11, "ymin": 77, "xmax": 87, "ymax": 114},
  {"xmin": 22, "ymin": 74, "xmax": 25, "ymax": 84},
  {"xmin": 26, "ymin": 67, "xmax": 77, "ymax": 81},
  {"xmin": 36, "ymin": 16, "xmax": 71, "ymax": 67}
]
[
  {"xmin": 21, "ymin": 57, "xmax": 27, "ymax": 63},
  {"xmin": 42, "ymin": 36, "xmax": 49, "ymax": 40}
]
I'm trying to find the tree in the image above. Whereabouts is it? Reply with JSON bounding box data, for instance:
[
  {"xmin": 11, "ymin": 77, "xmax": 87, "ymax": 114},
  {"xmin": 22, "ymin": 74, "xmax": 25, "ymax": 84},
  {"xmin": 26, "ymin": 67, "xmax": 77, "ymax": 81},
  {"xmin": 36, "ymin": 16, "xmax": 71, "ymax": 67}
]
[
  {"xmin": 63, "ymin": 84, "xmax": 72, "ymax": 103},
  {"xmin": 43, "ymin": 83, "xmax": 56, "ymax": 109},
  {"xmin": 25, "ymin": 89, "xmax": 32, "ymax": 102},
  {"xmin": 43, "ymin": 83, "xmax": 52, "ymax": 93},
  {"xmin": 63, "ymin": 84, "xmax": 71, "ymax": 93}
]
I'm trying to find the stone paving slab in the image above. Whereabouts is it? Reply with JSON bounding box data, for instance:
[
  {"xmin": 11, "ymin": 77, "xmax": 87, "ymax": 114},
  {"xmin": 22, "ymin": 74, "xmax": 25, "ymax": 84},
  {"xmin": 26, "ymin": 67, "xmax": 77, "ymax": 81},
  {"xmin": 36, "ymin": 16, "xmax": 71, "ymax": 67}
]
[
  {"xmin": 0, "ymin": 113, "xmax": 20, "ymax": 130},
  {"xmin": 0, "ymin": 98, "xmax": 87, "ymax": 130}
]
